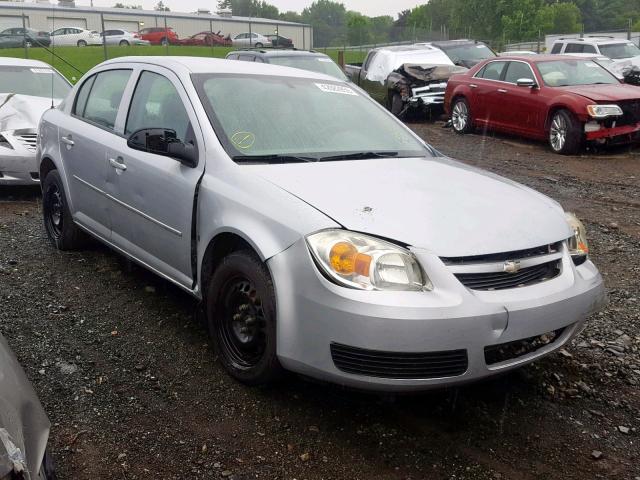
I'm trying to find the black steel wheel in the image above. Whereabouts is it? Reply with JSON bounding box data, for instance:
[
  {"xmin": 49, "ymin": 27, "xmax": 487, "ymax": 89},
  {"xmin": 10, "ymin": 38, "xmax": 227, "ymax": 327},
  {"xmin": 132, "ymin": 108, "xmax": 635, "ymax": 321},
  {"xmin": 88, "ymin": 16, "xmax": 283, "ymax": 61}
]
[
  {"xmin": 42, "ymin": 170, "xmax": 86, "ymax": 251},
  {"xmin": 206, "ymin": 250, "xmax": 282, "ymax": 385}
]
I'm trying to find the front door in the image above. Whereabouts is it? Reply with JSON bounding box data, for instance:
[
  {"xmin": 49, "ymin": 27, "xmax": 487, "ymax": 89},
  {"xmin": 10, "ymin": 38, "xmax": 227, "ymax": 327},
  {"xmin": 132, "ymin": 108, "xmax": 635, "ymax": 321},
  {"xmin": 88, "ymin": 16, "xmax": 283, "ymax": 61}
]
[
  {"xmin": 498, "ymin": 61, "xmax": 545, "ymax": 137},
  {"xmin": 105, "ymin": 68, "xmax": 204, "ymax": 289}
]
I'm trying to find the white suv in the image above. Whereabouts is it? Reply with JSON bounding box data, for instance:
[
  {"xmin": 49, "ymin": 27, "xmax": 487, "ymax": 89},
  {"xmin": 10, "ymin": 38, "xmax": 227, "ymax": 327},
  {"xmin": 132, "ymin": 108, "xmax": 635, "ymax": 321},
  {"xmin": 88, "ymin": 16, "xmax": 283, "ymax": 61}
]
[{"xmin": 550, "ymin": 37, "xmax": 640, "ymax": 76}]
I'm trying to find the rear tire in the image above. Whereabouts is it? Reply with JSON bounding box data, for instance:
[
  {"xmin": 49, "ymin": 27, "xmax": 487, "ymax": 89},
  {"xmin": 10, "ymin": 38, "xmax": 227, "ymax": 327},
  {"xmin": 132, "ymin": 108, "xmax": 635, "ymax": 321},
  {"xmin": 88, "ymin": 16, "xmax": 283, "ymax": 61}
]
[
  {"xmin": 42, "ymin": 170, "xmax": 87, "ymax": 251},
  {"xmin": 254, "ymin": 42, "xmax": 263, "ymax": 48},
  {"xmin": 451, "ymin": 97, "xmax": 473, "ymax": 134},
  {"xmin": 77, "ymin": 40, "xmax": 87, "ymax": 47},
  {"xmin": 206, "ymin": 250, "xmax": 283, "ymax": 386},
  {"xmin": 119, "ymin": 40, "xmax": 130, "ymax": 46},
  {"xmin": 549, "ymin": 109, "xmax": 582, "ymax": 155}
]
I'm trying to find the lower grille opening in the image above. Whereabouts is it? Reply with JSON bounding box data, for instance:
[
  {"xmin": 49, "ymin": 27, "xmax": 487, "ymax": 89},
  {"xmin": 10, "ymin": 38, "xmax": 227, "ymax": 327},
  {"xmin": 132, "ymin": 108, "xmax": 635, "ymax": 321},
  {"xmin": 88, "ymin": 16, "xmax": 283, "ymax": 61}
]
[
  {"xmin": 331, "ymin": 343, "xmax": 468, "ymax": 379},
  {"xmin": 484, "ymin": 327, "xmax": 566, "ymax": 365},
  {"xmin": 455, "ymin": 260, "xmax": 561, "ymax": 291},
  {"xmin": 30, "ymin": 172, "xmax": 40, "ymax": 180}
]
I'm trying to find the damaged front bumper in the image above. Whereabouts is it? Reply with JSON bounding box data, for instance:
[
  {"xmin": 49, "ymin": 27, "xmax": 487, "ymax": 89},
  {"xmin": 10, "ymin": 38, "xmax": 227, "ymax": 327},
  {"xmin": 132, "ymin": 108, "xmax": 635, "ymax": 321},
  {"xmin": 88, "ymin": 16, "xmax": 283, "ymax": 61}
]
[
  {"xmin": 408, "ymin": 82, "xmax": 448, "ymax": 106},
  {"xmin": 0, "ymin": 130, "xmax": 39, "ymax": 186},
  {"xmin": 584, "ymin": 120, "xmax": 640, "ymax": 142}
]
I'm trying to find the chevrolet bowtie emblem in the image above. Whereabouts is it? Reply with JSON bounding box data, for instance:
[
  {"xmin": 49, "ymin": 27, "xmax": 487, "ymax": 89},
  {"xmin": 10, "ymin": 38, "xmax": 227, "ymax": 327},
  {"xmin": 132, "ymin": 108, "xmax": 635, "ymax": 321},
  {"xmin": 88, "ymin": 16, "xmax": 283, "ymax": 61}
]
[{"xmin": 503, "ymin": 260, "xmax": 521, "ymax": 273}]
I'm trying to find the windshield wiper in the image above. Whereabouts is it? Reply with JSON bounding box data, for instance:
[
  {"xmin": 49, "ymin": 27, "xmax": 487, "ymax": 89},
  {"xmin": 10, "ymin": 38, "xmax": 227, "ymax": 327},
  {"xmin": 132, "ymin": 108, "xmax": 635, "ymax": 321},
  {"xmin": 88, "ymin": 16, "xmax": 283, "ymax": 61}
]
[
  {"xmin": 233, "ymin": 154, "xmax": 317, "ymax": 164},
  {"xmin": 318, "ymin": 151, "xmax": 399, "ymax": 162}
]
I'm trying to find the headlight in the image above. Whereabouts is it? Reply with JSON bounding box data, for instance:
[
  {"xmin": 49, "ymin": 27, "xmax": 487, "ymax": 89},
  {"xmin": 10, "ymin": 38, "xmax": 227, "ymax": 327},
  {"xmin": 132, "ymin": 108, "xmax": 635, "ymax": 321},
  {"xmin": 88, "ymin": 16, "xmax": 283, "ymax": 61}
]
[
  {"xmin": 587, "ymin": 104, "xmax": 622, "ymax": 118},
  {"xmin": 565, "ymin": 212, "xmax": 589, "ymax": 265},
  {"xmin": 306, "ymin": 229, "xmax": 431, "ymax": 291}
]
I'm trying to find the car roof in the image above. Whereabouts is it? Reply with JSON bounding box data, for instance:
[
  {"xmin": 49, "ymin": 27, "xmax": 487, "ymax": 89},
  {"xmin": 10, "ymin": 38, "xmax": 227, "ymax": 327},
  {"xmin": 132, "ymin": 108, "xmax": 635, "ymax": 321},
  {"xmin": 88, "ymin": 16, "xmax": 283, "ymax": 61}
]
[
  {"xmin": 553, "ymin": 37, "xmax": 631, "ymax": 45},
  {"xmin": 99, "ymin": 56, "xmax": 340, "ymax": 81},
  {"xmin": 489, "ymin": 54, "xmax": 577, "ymax": 62},
  {"xmin": 229, "ymin": 49, "xmax": 325, "ymax": 58},
  {"xmin": 431, "ymin": 39, "xmax": 486, "ymax": 47},
  {"xmin": 0, "ymin": 57, "xmax": 55, "ymax": 68}
]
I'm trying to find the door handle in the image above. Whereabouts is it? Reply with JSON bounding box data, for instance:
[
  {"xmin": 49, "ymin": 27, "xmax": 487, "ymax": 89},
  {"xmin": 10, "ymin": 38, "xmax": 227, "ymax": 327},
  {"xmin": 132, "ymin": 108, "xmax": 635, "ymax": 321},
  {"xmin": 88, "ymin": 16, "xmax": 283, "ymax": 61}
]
[
  {"xmin": 61, "ymin": 135, "xmax": 74, "ymax": 146},
  {"xmin": 469, "ymin": 84, "xmax": 478, "ymax": 89},
  {"xmin": 497, "ymin": 88, "xmax": 508, "ymax": 93},
  {"xmin": 109, "ymin": 157, "xmax": 127, "ymax": 171}
]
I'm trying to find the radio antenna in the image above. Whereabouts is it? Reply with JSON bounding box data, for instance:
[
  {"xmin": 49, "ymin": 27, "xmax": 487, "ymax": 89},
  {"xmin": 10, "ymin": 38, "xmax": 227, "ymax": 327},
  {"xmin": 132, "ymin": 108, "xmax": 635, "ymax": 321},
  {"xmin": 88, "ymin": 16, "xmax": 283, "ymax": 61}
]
[{"xmin": 50, "ymin": 2, "xmax": 55, "ymax": 109}]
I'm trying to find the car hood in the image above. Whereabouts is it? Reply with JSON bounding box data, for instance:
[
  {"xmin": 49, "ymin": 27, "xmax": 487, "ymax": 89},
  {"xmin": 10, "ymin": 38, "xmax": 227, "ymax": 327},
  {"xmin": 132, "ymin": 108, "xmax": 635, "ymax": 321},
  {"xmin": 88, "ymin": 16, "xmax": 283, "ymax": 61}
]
[
  {"xmin": 248, "ymin": 157, "xmax": 571, "ymax": 257},
  {"xmin": 0, "ymin": 94, "xmax": 58, "ymax": 132},
  {"xmin": 558, "ymin": 83, "xmax": 640, "ymax": 102},
  {"xmin": 0, "ymin": 334, "xmax": 50, "ymax": 479}
]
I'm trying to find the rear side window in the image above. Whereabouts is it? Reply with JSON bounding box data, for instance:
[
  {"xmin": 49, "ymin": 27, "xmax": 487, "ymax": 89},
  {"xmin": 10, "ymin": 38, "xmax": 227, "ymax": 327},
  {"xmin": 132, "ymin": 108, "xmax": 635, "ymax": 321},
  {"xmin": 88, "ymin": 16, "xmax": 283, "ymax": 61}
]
[
  {"xmin": 476, "ymin": 61, "xmax": 507, "ymax": 80},
  {"xmin": 125, "ymin": 71, "xmax": 191, "ymax": 143},
  {"xmin": 76, "ymin": 69, "xmax": 132, "ymax": 130},
  {"xmin": 550, "ymin": 43, "xmax": 563, "ymax": 54},
  {"xmin": 238, "ymin": 54, "xmax": 255, "ymax": 61}
]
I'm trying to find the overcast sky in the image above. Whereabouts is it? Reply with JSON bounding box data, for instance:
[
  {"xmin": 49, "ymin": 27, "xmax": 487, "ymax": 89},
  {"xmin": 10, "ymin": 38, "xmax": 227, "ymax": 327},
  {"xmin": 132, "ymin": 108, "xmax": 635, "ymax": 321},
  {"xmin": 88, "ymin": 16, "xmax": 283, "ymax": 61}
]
[{"xmin": 86, "ymin": 0, "xmax": 420, "ymax": 18}]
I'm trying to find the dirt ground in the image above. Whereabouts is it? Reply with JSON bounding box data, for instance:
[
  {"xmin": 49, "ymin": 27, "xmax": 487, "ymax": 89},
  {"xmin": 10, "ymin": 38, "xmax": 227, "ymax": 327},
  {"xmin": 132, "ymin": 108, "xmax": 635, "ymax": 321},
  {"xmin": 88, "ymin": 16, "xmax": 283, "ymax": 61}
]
[{"xmin": 0, "ymin": 125, "xmax": 639, "ymax": 480}]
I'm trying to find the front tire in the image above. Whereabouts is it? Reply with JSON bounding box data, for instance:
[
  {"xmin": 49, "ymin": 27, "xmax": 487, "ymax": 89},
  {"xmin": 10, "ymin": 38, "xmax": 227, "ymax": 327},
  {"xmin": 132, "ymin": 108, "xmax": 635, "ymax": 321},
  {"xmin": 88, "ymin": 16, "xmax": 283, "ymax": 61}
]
[
  {"xmin": 119, "ymin": 40, "xmax": 130, "ymax": 46},
  {"xmin": 549, "ymin": 109, "xmax": 582, "ymax": 155},
  {"xmin": 451, "ymin": 97, "xmax": 473, "ymax": 134},
  {"xmin": 254, "ymin": 42, "xmax": 263, "ymax": 48},
  {"xmin": 160, "ymin": 37, "xmax": 169, "ymax": 46},
  {"xmin": 206, "ymin": 251, "xmax": 283, "ymax": 386},
  {"xmin": 42, "ymin": 170, "xmax": 86, "ymax": 251},
  {"xmin": 390, "ymin": 91, "xmax": 404, "ymax": 117}
]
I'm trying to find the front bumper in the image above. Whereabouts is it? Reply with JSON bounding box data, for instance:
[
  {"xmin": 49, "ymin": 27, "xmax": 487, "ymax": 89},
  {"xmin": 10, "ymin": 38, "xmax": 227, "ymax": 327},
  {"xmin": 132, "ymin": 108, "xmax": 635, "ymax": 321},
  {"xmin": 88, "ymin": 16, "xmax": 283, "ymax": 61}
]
[
  {"xmin": 585, "ymin": 120, "xmax": 640, "ymax": 141},
  {"xmin": 269, "ymin": 238, "xmax": 606, "ymax": 392},
  {"xmin": 0, "ymin": 142, "xmax": 39, "ymax": 186}
]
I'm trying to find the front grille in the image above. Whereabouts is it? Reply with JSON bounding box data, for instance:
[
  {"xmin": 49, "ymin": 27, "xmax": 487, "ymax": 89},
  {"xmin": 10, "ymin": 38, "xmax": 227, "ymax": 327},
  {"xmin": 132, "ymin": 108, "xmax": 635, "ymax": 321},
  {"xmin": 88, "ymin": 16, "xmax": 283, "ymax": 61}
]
[
  {"xmin": 330, "ymin": 343, "xmax": 468, "ymax": 379},
  {"xmin": 454, "ymin": 260, "xmax": 561, "ymax": 291},
  {"xmin": 484, "ymin": 327, "xmax": 566, "ymax": 365},
  {"xmin": 441, "ymin": 242, "xmax": 562, "ymax": 265},
  {"xmin": 16, "ymin": 134, "xmax": 38, "ymax": 153},
  {"xmin": 618, "ymin": 100, "xmax": 640, "ymax": 127}
]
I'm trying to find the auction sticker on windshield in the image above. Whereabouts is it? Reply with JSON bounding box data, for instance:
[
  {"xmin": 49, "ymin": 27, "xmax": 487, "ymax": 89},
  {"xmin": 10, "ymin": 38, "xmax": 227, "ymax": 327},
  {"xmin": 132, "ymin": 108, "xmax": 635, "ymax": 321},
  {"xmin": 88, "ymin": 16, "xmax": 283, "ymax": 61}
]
[{"xmin": 315, "ymin": 83, "xmax": 358, "ymax": 96}]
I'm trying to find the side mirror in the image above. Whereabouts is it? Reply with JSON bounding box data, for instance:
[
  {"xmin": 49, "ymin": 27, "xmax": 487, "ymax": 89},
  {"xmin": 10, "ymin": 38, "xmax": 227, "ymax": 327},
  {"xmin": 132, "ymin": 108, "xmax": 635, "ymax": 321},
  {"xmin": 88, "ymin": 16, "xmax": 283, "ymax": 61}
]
[
  {"xmin": 127, "ymin": 128, "xmax": 198, "ymax": 168},
  {"xmin": 516, "ymin": 78, "xmax": 537, "ymax": 88}
]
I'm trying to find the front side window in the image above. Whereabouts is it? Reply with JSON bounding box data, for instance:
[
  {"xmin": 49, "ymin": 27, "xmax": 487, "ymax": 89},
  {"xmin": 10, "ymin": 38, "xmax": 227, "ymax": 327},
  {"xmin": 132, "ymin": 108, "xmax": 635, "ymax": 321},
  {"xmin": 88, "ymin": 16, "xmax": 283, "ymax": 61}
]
[
  {"xmin": 0, "ymin": 65, "xmax": 71, "ymax": 99},
  {"xmin": 193, "ymin": 74, "xmax": 429, "ymax": 161},
  {"xmin": 536, "ymin": 59, "xmax": 619, "ymax": 87},
  {"xmin": 504, "ymin": 61, "xmax": 535, "ymax": 84},
  {"xmin": 77, "ymin": 69, "xmax": 132, "ymax": 129},
  {"xmin": 125, "ymin": 71, "xmax": 191, "ymax": 142}
]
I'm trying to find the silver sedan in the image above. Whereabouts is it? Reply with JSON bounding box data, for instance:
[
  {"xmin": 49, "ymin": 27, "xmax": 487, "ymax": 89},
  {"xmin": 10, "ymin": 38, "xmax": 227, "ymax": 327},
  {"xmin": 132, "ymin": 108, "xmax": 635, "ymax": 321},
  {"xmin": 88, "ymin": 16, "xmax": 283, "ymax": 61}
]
[
  {"xmin": 101, "ymin": 29, "xmax": 150, "ymax": 46},
  {"xmin": 0, "ymin": 58, "xmax": 71, "ymax": 185},
  {"xmin": 37, "ymin": 57, "xmax": 605, "ymax": 391}
]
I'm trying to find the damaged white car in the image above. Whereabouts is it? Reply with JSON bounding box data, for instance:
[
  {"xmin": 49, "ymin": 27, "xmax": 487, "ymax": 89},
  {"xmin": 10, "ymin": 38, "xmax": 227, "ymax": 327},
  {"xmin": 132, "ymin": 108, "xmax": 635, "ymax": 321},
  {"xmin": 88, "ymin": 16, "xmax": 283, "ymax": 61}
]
[
  {"xmin": 0, "ymin": 333, "xmax": 56, "ymax": 479},
  {"xmin": 0, "ymin": 58, "xmax": 71, "ymax": 185}
]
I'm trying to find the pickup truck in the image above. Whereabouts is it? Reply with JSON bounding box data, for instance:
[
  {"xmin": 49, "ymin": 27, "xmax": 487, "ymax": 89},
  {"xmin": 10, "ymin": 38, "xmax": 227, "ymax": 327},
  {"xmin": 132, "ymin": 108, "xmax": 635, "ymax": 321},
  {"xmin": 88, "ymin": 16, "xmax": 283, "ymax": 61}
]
[{"xmin": 344, "ymin": 45, "xmax": 466, "ymax": 117}]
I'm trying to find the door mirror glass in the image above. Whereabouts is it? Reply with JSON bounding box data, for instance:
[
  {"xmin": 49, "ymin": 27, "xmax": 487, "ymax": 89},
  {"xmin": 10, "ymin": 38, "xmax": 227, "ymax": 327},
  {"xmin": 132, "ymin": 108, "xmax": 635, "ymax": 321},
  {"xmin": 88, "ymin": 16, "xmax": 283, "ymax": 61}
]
[
  {"xmin": 127, "ymin": 128, "xmax": 198, "ymax": 167},
  {"xmin": 516, "ymin": 78, "xmax": 536, "ymax": 88}
]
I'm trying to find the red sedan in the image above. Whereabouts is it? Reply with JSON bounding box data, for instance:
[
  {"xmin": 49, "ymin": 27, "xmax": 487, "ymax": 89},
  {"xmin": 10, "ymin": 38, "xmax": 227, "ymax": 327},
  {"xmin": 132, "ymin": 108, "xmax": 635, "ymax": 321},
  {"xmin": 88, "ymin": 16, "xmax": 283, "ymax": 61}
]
[
  {"xmin": 178, "ymin": 31, "xmax": 231, "ymax": 47},
  {"xmin": 444, "ymin": 55, "xmax": 640, "ymax": 154}
]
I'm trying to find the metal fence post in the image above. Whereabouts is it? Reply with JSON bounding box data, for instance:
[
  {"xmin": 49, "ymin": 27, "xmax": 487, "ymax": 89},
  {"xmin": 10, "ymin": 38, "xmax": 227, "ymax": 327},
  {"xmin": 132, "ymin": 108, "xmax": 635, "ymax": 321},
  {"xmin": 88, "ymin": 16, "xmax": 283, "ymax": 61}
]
[
  {"xmin": 249, "ymin": 21, "xmax": 252, "ymax": 47},
  {"xmin": 164, "ymin": 15, "xmax": 169, "ymax": 55},
  {"xmin": 22, "ymin": 14, "xmax": 28, "ymax": 59},
  {"xmin": 302, "ymin": 25, "xmax": 306, "ymax": 50},
  {"xmin": 629, "ymin": 19, "xmax": 632, "ymax": 40},
  {"xmin": 210, "ymin": 18, "xmax": 214, "ymax": 56},
  {"xmin": 101, "ymin": 13, "xmax": 108, "ymax": 61}
]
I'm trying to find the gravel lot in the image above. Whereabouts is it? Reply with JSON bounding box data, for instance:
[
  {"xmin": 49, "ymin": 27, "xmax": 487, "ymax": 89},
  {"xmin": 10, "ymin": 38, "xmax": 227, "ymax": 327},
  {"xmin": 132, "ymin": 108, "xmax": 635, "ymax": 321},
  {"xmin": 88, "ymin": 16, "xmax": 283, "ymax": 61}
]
[{"xmin": 1, "ymin": 125, "xmax": 638, "ymax": 480}]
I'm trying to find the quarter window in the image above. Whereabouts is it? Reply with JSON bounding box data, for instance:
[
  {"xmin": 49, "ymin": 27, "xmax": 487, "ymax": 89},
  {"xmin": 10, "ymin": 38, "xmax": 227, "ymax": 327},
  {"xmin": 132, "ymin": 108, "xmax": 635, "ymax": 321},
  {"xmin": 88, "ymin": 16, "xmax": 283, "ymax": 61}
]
[
  {"xmin": 125, "ymin": 71, "xmax": 191, "ymax": 143},
  {"xmin": 550, "ymin": 43, "xmax": 562, "ymax": 54},
  {"xmin": 76, "ymin": 69, "xmax": 132, "ymax": 130}
]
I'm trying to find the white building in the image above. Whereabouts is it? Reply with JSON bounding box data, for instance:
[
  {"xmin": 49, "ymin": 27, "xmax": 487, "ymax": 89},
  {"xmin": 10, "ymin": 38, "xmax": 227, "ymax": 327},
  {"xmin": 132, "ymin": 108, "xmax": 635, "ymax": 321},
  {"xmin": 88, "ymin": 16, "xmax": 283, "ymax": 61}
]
[{"xmin": 0, "ymin": 1, "xmax": 313, "ymax": 48}]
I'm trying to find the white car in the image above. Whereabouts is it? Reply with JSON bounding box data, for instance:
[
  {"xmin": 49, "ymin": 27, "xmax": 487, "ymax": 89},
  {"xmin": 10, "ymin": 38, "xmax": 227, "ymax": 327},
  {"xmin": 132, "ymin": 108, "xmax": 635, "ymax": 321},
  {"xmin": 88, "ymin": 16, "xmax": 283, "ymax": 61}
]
[
  {"xmin": 50, "ymin": 27, "xmax": 103, "ymax": 47},
  {"xmin": 231, "ymin": 32, "xmax": 270, "ymax": 48},
  {"xmin": 101, "ymin": 29, "xmax": 150, "ymax": 46},
  {"xmin": 0, "ymin": 58, "xmax": 71, "ymax": 185}
]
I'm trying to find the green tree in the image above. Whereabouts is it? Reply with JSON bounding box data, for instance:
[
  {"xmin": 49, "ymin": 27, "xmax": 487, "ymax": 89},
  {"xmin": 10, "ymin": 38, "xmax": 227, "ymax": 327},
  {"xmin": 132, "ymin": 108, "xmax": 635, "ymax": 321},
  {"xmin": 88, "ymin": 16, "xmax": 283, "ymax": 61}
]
[
  {"xmin": 301, "ymin": 0, "xmax": 347, "ymax": 47},
  {"xmin": 154, "ymin": 1, "xmax": 170, "ymax": 11}
]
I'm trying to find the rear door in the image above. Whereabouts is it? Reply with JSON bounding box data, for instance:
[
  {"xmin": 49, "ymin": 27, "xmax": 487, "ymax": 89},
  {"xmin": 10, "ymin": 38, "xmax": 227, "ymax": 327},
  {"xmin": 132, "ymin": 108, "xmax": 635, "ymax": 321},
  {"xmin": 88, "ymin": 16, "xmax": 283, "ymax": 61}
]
[
  {"xmin": 469, "ymin": 60, "xmax": 507, "ymax": 126},
  {"xmin": 58, "ymin": 68, "xmax": 133, "ymax": 240},
  {"xmin": 105, "ymin": 67, "xmax": 205, "ymax": 289}
]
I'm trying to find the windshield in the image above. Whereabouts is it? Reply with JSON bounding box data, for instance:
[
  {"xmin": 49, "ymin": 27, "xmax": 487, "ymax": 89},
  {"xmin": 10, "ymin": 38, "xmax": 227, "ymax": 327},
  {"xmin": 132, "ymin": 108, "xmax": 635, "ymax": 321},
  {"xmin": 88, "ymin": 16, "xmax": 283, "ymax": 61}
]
[
  {"xmin": 599, "ymin": 42, "xmax": 640, "ymax": 60},
  {"xmin": 0, "ymin": 66, "xmax": 71, "ymax": 99},
  {"xmin": 536, "ymin": 59, "xmax": 619, "ymax": 87},
  {"xmin": 193, "ymin": 74, "xmax": 429, "ymax": 162},
  {"xmin": 267, "ymin": 56, "xmax": 348, "ymax": 81},
  {"xmin": 439, "ymin": 44, "xmax": 496, "ymax": 65}
]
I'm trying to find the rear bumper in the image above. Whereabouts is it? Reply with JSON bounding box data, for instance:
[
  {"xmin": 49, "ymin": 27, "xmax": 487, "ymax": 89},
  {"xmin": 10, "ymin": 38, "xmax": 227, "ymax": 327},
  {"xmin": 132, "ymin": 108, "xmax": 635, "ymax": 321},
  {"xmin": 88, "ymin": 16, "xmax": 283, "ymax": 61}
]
[
  {"xmin": 585, "ymin": 121, "xmax": 640, "ymax": 140},
  {"xmin": 269, "ymin": 238, "xmax": 606, "ymax": 392}
]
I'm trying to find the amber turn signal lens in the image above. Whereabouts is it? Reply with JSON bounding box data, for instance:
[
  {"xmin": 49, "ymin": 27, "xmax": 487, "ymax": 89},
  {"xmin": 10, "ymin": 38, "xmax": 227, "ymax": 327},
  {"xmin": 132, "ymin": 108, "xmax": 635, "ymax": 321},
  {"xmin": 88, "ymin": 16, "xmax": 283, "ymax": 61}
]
[{"xmin": 329, "ymin": 242, "xmax": 372, "ymax": 277}]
